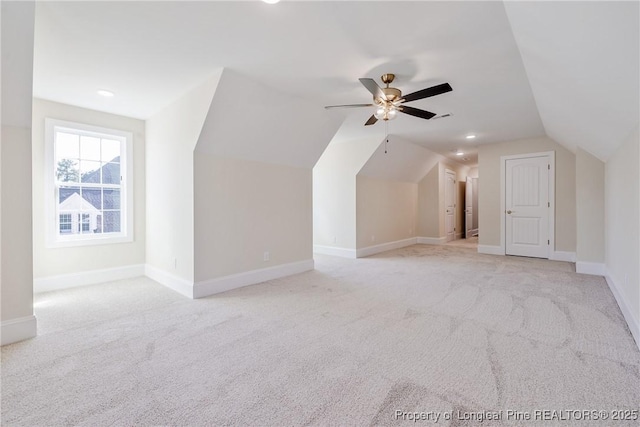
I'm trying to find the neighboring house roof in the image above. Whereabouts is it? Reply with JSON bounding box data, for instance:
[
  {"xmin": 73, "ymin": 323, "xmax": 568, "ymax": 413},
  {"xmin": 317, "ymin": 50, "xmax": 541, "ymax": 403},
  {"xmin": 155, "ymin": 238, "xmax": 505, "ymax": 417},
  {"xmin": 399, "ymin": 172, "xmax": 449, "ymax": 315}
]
[
  {"xmin": 79, "ymin": 156, "xmax": 120, "ymax": 185},
  {"xmin": 59, "ymin": 157, "xmax": 120, "ymax": 211},
  {"xmin": 58, "ymin": 193, "xmax": 100, "ymax": 214}
]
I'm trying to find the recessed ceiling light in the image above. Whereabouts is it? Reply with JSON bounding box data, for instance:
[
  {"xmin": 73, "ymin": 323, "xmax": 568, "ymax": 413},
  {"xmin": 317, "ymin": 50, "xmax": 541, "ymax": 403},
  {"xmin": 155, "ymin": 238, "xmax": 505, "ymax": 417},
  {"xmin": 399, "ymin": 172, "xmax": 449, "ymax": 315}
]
[
  {"xmin": 465, "ymin": 134, "xmax": 476, "ymax": 140},
  {"xmin": 456, "ymin": 151, "xmax": 464, "ymax": 156},
  {"xmin": 97, "ymin": 89, "xmax": 114, "ymax": 97},
  {"xmin": 262, "ymin": 0, "xmax": 280, "ymax": 4}
]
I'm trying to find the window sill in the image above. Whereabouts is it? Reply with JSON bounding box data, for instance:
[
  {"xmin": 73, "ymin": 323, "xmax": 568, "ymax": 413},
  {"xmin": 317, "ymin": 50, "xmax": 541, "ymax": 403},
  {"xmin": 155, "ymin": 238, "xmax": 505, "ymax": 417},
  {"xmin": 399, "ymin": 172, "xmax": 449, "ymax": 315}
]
[{"xmin": 46, "ymin": 234, "xmax": 133, "ymax": 249}]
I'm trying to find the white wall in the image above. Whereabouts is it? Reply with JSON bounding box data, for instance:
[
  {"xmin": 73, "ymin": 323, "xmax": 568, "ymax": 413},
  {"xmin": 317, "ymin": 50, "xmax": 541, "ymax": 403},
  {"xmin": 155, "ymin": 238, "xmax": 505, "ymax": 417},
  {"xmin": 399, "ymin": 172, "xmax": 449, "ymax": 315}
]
[
  {"xmin": 478, "ymin": 136, "xmax": 576, "ymax": 252},
  {"xmin": 145, "ymin": 72, "xmax": 221, "ymax": 284},
  {"xmin": 356, "ymin": 176, "xmax": 417, "ymax": 248},
  {"xmin": 1, "ymin": 1, "xmax": 36, "ymax": 345},
  {"xmin": 576, "ymin": 148, "xmax": 605, "ymax": 266},
  {"xmin": 313, "ymin": 138, "xmax": 381, "ymax": 251},
  {"xmin": 417, "ymin": 164, "xmax": 440, "ymax": 238},
  {"xmin": 31, "ymin": 99, "xmax": 146, "ymax": 279},
  {"xmin": 605, "ymin": 125, "xmax": 639, "ymax": 344},
  {"xmin": 194, "ymin": 153, "xmax": 312, "ymax": 281},
  {"xmin": 191, "ymin": 69, "xmax": 341, "ymax": 288}
]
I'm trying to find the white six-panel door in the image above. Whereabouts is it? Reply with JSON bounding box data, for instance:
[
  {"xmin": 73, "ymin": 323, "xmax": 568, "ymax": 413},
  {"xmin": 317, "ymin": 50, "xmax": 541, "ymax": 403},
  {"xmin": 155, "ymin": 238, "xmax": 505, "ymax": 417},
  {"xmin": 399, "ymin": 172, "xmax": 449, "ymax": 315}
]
[
  {"xmin": 505, "ymin": 155, "xmax": 550, "ymax": 258},
  {"xmin": 445, "ymin": 170, "xmax": 456, "ymax": 242},
  {"xmin": 465, "ymin": 176, "xmax": 473, "ymax": 238}
]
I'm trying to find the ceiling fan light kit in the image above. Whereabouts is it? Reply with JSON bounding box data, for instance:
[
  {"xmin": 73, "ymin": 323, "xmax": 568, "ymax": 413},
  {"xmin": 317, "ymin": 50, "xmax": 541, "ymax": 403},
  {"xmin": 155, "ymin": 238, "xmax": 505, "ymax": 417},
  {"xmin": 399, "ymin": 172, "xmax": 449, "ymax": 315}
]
[
  {"xmin": 374, "ymin": 106, "xmax": 397, "ymax": 121},
  {"xmin": 325, "ymin": 73, "xmax": 452, "ymax": 126}
]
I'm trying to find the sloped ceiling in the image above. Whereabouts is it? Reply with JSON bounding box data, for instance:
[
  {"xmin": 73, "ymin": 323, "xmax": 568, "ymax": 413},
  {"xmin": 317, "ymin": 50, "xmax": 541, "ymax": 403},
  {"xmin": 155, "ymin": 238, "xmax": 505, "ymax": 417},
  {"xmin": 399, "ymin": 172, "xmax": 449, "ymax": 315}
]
[
  {"xmin": 504, "ymin": 1, "xmax": 639, "ymax": 161},
  {"xmin": 195, "ymin": 69, "xmax": 343, "ymax": 168},
  {"xmin": 32, "ymin": 1, "xmax": 638, "ymax": 164},
  {"xmin": 358, "ymin": 137, "xmax": 442, "ymax": 184}
]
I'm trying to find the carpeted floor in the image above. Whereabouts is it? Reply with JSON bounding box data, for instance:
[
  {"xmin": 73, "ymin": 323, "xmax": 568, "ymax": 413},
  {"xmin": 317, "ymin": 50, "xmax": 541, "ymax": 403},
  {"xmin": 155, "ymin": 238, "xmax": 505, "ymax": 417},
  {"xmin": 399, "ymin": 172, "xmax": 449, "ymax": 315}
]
[
  {"xmin": 2, "ymin": 245, "xmax": 639, "ymax": 426},
  {"xmin": 446, "ymin": 237, "xmax": 478, "ymax": 249}
]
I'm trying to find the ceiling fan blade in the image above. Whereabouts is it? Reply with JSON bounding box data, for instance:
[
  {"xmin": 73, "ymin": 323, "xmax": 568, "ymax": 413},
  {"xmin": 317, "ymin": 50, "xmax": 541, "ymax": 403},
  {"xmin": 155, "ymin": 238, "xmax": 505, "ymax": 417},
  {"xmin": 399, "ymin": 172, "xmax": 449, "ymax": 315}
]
[
  {"xmin": 401, "ymin": 83, "xmax": 452, "ymax": 103},
  {"xmin": 324, "ymin": 103, "xmax": 374, "ymax": 109},
  {"xmin": 364, "ymin": 115, "xmax": 378, "ymax": 126},
  {"xmin": 359, "ymin": 78, "xmax": 386, "ymax": 101},
  {"xmin": 398, "ymin": 105, "xmax": 437, "ymax": 120}
]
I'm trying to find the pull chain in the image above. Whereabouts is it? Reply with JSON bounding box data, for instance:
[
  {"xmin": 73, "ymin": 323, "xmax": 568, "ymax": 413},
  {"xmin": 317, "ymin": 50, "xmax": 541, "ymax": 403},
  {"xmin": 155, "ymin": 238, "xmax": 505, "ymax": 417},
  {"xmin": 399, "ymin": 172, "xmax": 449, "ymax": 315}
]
[{"xmin": 385, "ymin": 121, "xmax": 389, "ymax": 154}]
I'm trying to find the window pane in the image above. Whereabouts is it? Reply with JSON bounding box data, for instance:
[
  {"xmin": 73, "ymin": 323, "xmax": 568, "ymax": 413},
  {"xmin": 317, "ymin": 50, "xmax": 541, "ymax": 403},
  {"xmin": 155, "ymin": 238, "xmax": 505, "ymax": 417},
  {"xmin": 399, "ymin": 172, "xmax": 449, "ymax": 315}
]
[
  {"xmin": 103, "ymin": 211, "xmax": 121, "ymax": 233},
  {"xmin": 82, "ymin": 188, "xmax": 102, "ymax": 210},
  {"xmin": 103, "ymin": 188, "xmax": 120, "ymax": 209},
  {"xmin": 80, "ymin": 160, "xmax": 101, "ymax": 183},
  {"xmin": 59, "ymin": 213, "xmax": 73, "ymax": 234},
  {"xmin": 81, "ymin": 213, "xmax": 92, "ymax": 234},
  {"xmin": 56, "ymin": 159, "xmax": 79, "ymax": 183},
  {"xmin": 56, "ymin": 132, "xmax": 79, "ymax": 161},
  {"xmin": 95, "ymin": 214, "xmax": 103, "ymax": 234},
  {"xmin": 80, "ymin": 136, "xmax": 101, "ymax": 161},
  {"xmin": 101, "ymin": 162, "xmax": 120, "ymax": 185},
  {"xmin": 101, "ymin": 139, "xmax": 120, "ymax": 163},
  {"xmin": 59, "ymin": 186, "xmax": 81, "ymax": 205}
]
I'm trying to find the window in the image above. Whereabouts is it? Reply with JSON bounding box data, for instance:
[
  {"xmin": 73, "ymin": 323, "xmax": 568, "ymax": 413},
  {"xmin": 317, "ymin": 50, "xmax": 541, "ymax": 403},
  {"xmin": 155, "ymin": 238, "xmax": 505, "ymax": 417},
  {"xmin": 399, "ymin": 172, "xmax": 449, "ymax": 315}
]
[
  {"xmin": 59, "ymin": 213, "xmax": 72, "ymax": 234},
  {"xmin": 45, "ymin": 119, "xmax": 133, "ymax": 247},
  {"xmin": 81, "ymin": 213, "xmax": 91, "ymax": 233}
]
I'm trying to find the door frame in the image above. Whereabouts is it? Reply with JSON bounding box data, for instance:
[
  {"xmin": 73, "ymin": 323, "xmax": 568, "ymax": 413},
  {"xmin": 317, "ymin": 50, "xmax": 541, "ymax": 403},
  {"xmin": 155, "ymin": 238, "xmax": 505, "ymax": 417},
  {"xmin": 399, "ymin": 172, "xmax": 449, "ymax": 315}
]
[
  {"xmin": 444, "ymin": 168, "xmax": 456, "ymax": 242},
  {"xmin": 499, "ymin": 151, "xmax": 555, "ymax": 257},
  {"xmin": 465, "ymin": 176, "xmax": 473, "ymax": 238}
]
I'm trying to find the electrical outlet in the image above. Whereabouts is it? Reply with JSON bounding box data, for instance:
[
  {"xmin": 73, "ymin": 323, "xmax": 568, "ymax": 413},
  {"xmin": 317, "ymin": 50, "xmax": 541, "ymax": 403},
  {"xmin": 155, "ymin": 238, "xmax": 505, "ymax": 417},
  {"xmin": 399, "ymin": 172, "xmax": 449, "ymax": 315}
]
[
  {"xmin": 173, "ymin": 258, "xmax": 177, "ymax": 270},
  {"xmin": 332, "ymin": 236, "xmax": 337, "ymax": 244},
  {"xmin": 263, "ymin": 251, "xmax": 270, "ymax": 262},
  {"xmin": 371, "ymin": 235, "xmax": 375, "ymax": 243}
]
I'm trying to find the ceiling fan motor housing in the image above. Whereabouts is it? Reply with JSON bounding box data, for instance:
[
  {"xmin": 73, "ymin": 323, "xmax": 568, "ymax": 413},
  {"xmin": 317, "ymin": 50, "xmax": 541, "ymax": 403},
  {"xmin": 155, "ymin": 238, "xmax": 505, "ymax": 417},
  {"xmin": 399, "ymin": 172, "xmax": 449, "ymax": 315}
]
[{"xmin": 381, "ymin": 87, "xmax": 402, "ymax": 102}]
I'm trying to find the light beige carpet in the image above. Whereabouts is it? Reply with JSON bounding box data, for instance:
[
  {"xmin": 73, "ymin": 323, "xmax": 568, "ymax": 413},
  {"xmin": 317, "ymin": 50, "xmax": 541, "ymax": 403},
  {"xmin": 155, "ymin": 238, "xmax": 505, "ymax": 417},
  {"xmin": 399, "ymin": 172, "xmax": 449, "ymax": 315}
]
[
  {"xmin": 2, "ymin": 245, "xmax": 639, "ymax": 426},
  {"xmin": 446, "ymin": 236, "xmax": 478, "ymax": 249}
]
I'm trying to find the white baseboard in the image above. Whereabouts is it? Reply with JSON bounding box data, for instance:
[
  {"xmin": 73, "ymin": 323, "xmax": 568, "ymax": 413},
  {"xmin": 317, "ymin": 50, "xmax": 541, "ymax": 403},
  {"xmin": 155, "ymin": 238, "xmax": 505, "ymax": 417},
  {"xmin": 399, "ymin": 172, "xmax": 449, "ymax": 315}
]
[
  {"xmin": 576, "ymin": 261, "xmax": 606, "ymax": 276},
  {"xmin": 34, "ymin": 264, "xmax": 145, "ymax": 293},
  {"xmin": 194, "ymin": 259, "xmax": 314, "ymax": 298},
  {"xmin": 1, "ymin": 315, "xmax": 37, "ymax": 346},
  {"xmin": 550, "ymin": 250, "xmax": 576, "ymax": 262},
  {"xmin": 605, "ymin": 273, "xmax": 640, "ymax": 351},
  {"xmin": 145, "ymin": 264, "xmax": 194, "ymax": 299},
  {"xmin": 478, "ymin": 244, "xmax": 503, "ymax": 255},
  {"xmin": 313, "ymin": 245, "xmax": 357, "ymax": 258},
  {"xmin": 356, "ymin": 237, "xmax": 417, "ymax": 258},
  {"xmin": 417, "ymin": 236, "xmax": 447, "ymax": 245}
]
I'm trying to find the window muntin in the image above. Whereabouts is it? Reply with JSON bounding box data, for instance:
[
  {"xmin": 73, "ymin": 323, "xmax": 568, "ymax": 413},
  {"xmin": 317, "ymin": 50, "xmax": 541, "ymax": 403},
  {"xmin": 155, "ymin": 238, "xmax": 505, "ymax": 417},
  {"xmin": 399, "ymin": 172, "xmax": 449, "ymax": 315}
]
[{"xmin": 46, "ymin": 119, "xmax": 133, "ymax": 247}]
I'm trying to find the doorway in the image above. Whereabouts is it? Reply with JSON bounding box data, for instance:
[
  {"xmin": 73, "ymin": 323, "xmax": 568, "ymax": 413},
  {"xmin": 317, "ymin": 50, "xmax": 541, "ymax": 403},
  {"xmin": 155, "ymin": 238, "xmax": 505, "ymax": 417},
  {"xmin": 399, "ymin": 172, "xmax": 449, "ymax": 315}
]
[
  {"xmin": 465, "ymin": 176, "xmax": 478, "ymax": 238},
  {"xmin": 444, "ymin": 169, "xmax": 456, "ymax": 242},
  {"xmin": 501, "ymin": 152, "xmax": 555, "ymax": 259}
]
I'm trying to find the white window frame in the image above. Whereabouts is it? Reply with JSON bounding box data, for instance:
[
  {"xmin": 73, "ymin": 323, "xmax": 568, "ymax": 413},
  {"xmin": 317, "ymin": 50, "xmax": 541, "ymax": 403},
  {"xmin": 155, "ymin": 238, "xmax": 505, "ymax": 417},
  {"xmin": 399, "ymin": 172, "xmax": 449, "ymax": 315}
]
[{"xmin": 45, "ymin": 118, "xmax": 134, "ymax": 248}]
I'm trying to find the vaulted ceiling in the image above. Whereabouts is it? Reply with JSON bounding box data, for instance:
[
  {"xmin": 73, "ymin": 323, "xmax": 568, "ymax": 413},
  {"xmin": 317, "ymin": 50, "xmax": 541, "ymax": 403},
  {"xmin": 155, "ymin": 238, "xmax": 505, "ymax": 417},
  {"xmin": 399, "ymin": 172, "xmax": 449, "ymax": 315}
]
[{"xmin": 33, "ymin": 1, "xmax": 638, "ymax": 165}]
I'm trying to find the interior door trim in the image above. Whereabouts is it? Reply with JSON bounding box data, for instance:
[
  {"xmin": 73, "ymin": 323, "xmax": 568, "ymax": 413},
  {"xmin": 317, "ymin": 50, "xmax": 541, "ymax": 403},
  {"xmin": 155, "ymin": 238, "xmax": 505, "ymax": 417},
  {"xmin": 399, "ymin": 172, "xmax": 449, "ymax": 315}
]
[
  {"xmin": 445, "ymin": 168, "xmax": 456, "ymax": 242},
  {"xmin": 499, "ymin": 151, "xmax": 555, "ymax": 257}
]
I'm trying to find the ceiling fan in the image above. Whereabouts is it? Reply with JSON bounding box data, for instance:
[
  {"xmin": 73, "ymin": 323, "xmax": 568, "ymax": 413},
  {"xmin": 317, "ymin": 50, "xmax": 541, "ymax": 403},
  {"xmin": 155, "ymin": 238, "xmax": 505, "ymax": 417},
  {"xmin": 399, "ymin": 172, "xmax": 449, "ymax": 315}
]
[{"xmin": 325, "ymin": 74, "xmax": 452, "ymax": 126}]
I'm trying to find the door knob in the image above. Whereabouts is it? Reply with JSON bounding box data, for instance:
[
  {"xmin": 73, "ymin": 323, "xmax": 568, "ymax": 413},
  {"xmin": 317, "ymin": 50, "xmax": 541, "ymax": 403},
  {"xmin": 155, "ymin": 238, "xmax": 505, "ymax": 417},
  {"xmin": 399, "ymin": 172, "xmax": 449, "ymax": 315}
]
[{"xmin": 507, "ymin": 210, "xmax": 513, "ymax": 214}]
